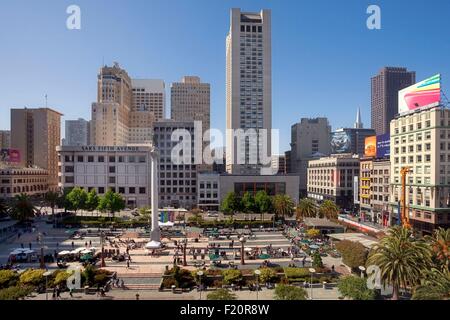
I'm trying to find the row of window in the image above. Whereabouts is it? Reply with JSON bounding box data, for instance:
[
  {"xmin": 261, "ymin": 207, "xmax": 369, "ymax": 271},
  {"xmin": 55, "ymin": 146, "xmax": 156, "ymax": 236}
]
[{"xmin": 63, "ymin": 155, "xmax": 147, "ymax": 163}]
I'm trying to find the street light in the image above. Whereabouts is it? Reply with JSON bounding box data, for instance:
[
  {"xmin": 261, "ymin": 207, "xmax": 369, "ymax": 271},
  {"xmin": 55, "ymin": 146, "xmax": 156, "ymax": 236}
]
[
  {"xmin": 43, "ymin": 271, "xmax": 52, "ymax": 301},
  {"xmin": 239, "ymin": 236, "xmax": 246, "ymax": 265},
  {"xmin": 100, "ymin": 231, "xmax": 106, "ymax": 267},
  {"xmin": 182, "ymin": 238, "xmax": 188, "ymax": 267},
  {"xmin": 38, "ymin": 232, "xmax": 45, "ymax": 269},
  {"xmin": 358, "ymin": 266, "xmax": 366, "ymax": 279},
  {"xmin": 254, "ymin": 269, "xmax": 261, "ymax": 301},
  {"xmin": 197, "ymin": 271, "xmax": 204, "ymax": 300},
  {"xmin": 308, "ymin": 268, "xmax": 316, "ymax": 300}
]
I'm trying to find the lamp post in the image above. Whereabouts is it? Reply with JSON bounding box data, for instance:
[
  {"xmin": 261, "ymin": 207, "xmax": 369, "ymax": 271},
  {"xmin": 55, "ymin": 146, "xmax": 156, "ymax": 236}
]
[
  {"xmin": 358, "ymin": 266, "xmax": 366, "ymax": 279},
  {"xmin": 309, "ymin": 268, "xmax": 316, "ymax": 300},
  {"xmin": 197, "ymin": 271, "xmax": 204, "ymax": 300},
  {"xmin": 239, "ymin": 236, "xmax": 246, "ymax": 265},
  {"xmin": 43, "ymin": 271, "xmax": 52, "ymax": 301},
  {"xmin": 182, "ymin": 238, "xmax": 187, "ymax": 267},
  {"xmin": 254, "ymin": 269, "xmax": 261, "ymax": 301},
  {"xmin": 100, "ymin": 231, "xmax": 106, "ymax": 267},
  {"xmin": 38, "ymin": 232, "xmax": 45, "ymax": 269}
]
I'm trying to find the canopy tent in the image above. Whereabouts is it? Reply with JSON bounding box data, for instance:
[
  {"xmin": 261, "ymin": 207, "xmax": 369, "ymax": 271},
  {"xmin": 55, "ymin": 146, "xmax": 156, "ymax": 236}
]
[
  {"xmin": 244, "ymin": 247, "xmax": 253, "ymax": 252},
  {"xmin": 145, "ymin": 241, "xmax": 162, "ymax": 249},
  {"xmin": 58, "ymin": 250, "xmax": 72, "ymax": 256},
  {"xmin": 80, "ymin": 249, "xmax": 92, "ymax": 254},
  {"xmin": 258, "ymin": 254, "xmax": 271, "ymax": 259},
  {"xmin": 159, "ymin": 221, "xmax": 174, "ymax": 227},
  {"xmin": 309, "ymin": 245, "xmax": 320, "ymax": 250}
]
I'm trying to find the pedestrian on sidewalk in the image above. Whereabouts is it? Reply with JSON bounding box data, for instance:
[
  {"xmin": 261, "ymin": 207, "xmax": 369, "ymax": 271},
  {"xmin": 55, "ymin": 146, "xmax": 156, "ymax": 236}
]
[
  {"xmin": 21, "ymin": 243, "xmax": 24, "ymax": 249},
  {"xmin": 89, "ymin": 240, "xmax": 92, "ymax": 247},
  {"xmin": 69, "ymin": 288, "xmax": 73, "ymax": 298},
  {"xmin": 71, "ymin": 241, "xmax": 74, "ymax": 249},
  {"xmin": 29, "ymin": 243, "xmax": 32, "ymax": 250},
  {"xmin": 85, "ymin": 241, "xmax": 88, "ymax": 248},
  {"xmin": 126, "ymin": 260, "xmax": 130, "ymax": 269}
]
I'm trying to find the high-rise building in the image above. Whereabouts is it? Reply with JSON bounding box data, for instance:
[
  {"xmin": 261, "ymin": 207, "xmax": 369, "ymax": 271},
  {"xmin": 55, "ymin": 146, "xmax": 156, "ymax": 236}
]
[
  {"xmin": 371, "ymin": 67, "xmax": 415, "ymax": 135},
  {"xmin": 129, "ymin": 79, "xmax": 165, "ymax": 143},
  {"xmin": 290, "ymin": 118, "xmax": 331, "ymax": 195},
  {"xmin": 91, "ymin": 63, "xmax": 132, "ymax": 146},
  {"xmin": 271, "ymin": 154, "xmax": 286, "ymax": 174},
  {"xmin": 390, "ymin": 106, "xmax": 450, "ymax": 235},
  {"xmin": 226, "ymin": 8, "xmax": 272, "ymax": 174},
  {"xmin": 0, "ymin": 130, "xmax": 11, "ymax": 149},
  {"xmin": 65, "ymin": 118, "xmax": 90, "ymax": 146},
  {"xmin": 10, "ymin": 107, "xmax": 62, "ymax": 190},
  {"xmin": 153, "ymin": 120, "xmax": 198, "ymax": 209}
]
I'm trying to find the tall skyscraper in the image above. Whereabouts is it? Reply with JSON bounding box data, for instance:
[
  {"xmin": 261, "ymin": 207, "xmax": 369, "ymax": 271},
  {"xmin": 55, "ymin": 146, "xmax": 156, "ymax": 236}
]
[
  {"xmin": 91, "ymin": 63, "xmax": 132, "ymax": 145},
  {"xmin": 10, "ymin": 107, "xmax": 62, "ymax": 190},
  {"xmin": 171, "ymin": 76, "xmax": 210, "ymax": 138},
  {"xmin": 0, "ymin": 130, "xmax": 11, "ymax": 149},
  {"xmin": 371, "ymin": 67, "xmax": 415, "ymax": 135},
  {"xmin": 65, "ymin": 118, "xmax": 90, "ymax": 146},
  {"xmin": 129, "ymin": 79, "xmax": 165, "ymax": 143},
  {"xmin": 226, "ymin": 8, "xmax": 272, "ymax": 174},
  {"xmin": 290, "ymin": 118, "xmax": 331, "ymax": 195}
]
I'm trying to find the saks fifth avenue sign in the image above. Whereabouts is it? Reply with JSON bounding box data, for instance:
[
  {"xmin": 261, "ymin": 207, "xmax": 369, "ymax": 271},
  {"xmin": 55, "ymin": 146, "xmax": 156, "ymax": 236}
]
[{"xmin": 80, "ymin": 146, "xmax": 141, "ymax": 152}]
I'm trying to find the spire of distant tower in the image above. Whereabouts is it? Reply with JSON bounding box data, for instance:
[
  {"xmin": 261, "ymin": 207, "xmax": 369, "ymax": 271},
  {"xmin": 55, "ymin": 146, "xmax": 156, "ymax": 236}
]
[{"xmin": 354, "ymin": 107, "xmax": 363, "ymax": 129}]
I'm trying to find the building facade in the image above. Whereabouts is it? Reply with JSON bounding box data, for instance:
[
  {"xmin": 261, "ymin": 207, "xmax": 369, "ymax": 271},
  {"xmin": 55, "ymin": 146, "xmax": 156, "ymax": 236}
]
[
  {"xmin": 10, "ymin": 107, "xmax": 62, "ymax": 190},
  {"xmin": 57, "ymin": 145, "xmax": 152, "ymax": 207},
  {"xmin": 153, "ymin": 120, "xmax": 198, "ymax": 209},
  {"xmin": 197, "ymin": 173, "xmax": 220, "ymax": 211},
  {"xmin": 65, "ymin": 118, "xmax": 90, "ymax": 146},
  {"xmin": 91, "ymin": 63, "xmax": 132, "ymax": 146},
  {"xmin": 271, "ymin": 154, "xmax": 286, "ymax": 174},
  {"xmin": 0, "ymin": 130, "xmax": 11, "ymax": 149},
  {"xmin": 0, "ymin": 167, "xmax": 49, "ymax": 199},
  {"xmin": 226, "ymin": 8, "xmax": 272, "ymax": 174},
  {"xmin": 390, "ymin": 107, "xmax": 450, "ymax": 235},
  {"xmin": 371, "ymin": 67, "xmax": 415, "ymax": 135},
  {"xmin": 307, "ymin": 154, "xmax": 360, "ymax": 209},
  {"xmin": 290, "ymin": 118, "xmax": 331, "ymax": 195}
]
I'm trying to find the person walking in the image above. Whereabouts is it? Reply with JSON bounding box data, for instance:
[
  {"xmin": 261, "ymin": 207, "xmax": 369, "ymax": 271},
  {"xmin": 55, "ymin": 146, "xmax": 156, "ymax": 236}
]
[
  {"xmin": 71, "ymin": 241, "xmax": 74, "ymax": 249},
  {"xmin": 89, "ymin": 240, "xmax": 92, "ymax": 247},
  {"xmin": 126, "ymin": 260, "xmax": 130, "ymax": 269},
  {"xmin": 21, "ymin": 243, "xmax": 24, "ymax": 249},
  {"xmin": 69, "ymin": 287, "xmax": 73, "ymax": 298},
  {"xmin": 29, "ymin": 243, "xmax": 32, "ymax": 250}
]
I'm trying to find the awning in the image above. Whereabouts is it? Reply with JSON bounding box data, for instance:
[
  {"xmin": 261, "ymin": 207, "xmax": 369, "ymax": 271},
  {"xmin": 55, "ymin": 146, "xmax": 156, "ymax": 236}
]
[
  {"xmin": 159, "ymin": 221, "xmax": 174, "ymax": 227},
  {"xmin": 145, "ymin": 241, "xmax": 162, "ymax": 249},
  {"xmin": 58, "ymin": 250, "xmax": 72, "ymax": 256}
]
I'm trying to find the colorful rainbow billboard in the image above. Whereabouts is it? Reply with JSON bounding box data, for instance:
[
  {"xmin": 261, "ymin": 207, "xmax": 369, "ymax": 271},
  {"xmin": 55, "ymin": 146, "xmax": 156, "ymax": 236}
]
[{"xmin": 398, "ymin": 74, "xmax": 441, "ymax": 114}]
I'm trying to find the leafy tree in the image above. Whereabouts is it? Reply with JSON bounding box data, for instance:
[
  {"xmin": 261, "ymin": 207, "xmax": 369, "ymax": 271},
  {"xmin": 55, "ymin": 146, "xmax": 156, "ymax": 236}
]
[
  {"xmin": 272, "ymin": 194, "xmax": 294, "ymax": 218},
  {"xmin": 258, "ymin": 268, "xmax": 277, "ymax": 283},
  {"xmin": 19, "ymin": 269, "xmax": 45, "ymax": 287},
  {"xmin": 57, "ymin": 188, "xmax": 74, "ymax": 213},
  {"xmin": 318, "ymin": 200, "xmax": 340, "ymax": 220},
  {"xmin": 66, "ymin": 187, "xmax": 88, "ymax": 212},
  {"xmin": 53, "ymin": 270, "xmax": 73, "ymax": 287},
  {"xmin": 207, "ymin": 288, "xmax": 237, "ymax": 300},
  {"xmin": 139, "ymin": 206, "xmax": 151, "ymax": 223},
  {"xmin": 97, "ymin": 189, "xmax": 125, "ymax": 220},
  {"xmin": 10, "ymin": 193, "xmax": 37, "ymax": 222},
  {"xmin": 222, "ymin": 269, "xmax": 242, "ymax": 285},
  {"xmin": 335, "ymin": 240, "xmax": 368, "ymax": 270},
  {"xmin": 44, "ymin": 191, "xmax": 59, "ymax": 216},
  {"xmin": 255, "ymin": 190, "xmax": 272, "ymax": 221},
  {"xmin": 306, "ymin": 228, "xmax": 320, "ymax": 238},
  {"xmin": 274, "ymin": 284, "xmax": 308, "ymax": 300},
  {"xmin": 85, "ymin": 189, "xmax": 99, "ymax": 215},
  {"xmin": 221, "ymin": 192, "xmax": 240, "ymax": 215},
  {"xmin": 426, "ymin": 227, "xmax": 449, "ymax": 271},
  {"xmin": 242, "ymin": 192, "xmax": 256, "ymax": 213},
  {"xmin": 296, "ymin": 198, "xmax": 317, "ymax": 220},
  {"xmin": 367, "ymin": 226, "xmax": 432, "ymax": 300},
  {"xmin": 0, "ymin": 270, "xmax": 19, "ymax": 289},
  {"xmin": 312, "ymin": 251, "xmax": 323, "ymax": 268},
  {"xmin": 337, "ymin": 276, "xmax": 376, "ymax": 300}
]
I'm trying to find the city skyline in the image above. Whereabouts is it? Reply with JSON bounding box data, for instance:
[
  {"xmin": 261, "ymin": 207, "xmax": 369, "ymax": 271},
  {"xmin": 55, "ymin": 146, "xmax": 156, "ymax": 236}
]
[{"xmin": 0, "ymin": 0, "xmax": 450, "ymax": 153}]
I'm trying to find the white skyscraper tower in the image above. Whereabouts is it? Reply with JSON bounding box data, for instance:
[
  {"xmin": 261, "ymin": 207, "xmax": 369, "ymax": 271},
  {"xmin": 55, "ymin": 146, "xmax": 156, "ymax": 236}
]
[
  {"xmin": 226, "ymin": 8, "xmax": 272, "ymax": 174},
  {"xmin": 354, "ymin": 107, "xmax": 363, "ymax": 129}
]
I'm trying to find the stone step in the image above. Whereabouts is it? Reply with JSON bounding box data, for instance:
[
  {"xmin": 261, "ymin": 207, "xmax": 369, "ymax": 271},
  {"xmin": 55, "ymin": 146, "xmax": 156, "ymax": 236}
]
[
  {"xmin": 116, "ymin": 273, "xmax": 162, "ymax": 278},
  {"xmin": 123, "ymin": 284, "xmax": 160, "ymax": 290}
]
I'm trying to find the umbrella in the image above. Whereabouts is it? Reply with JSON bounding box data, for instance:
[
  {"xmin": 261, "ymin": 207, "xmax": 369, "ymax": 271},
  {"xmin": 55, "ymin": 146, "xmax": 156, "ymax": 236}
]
[
  {"xmin": 309, "ymin": 245, "xmax": 320, "ymax": 250},
  {"xmin": 209, "ymin": 254, "xmax": 220, "ymax": 261},
  {"xmin": 259, "ymin": 254, "xmax": 271, "ymax": 259},
  {"xmin": 145, "ymin": 241, "xmax": 161, "ymax": 249},
  {"xmin": 58, "ymin": 250, "xmax": 71, "ymax": 256},
  {"xmin": 159, "ymin": 221, "xmax": 174, "ymax": 227},
  {"xmin": 244, "ymin": 247, "xmax": 253, "ymax": 252},
  {"xmin": 80, "ymin": 249, "xmax": 92, "ymax": 254},
  {"xmin": 80, "ymin": 253, "xmax": 93, "ymax": 261},
  {"xmin": 72, "ymin": 247, "xmax": 85, "ymax": 253}
]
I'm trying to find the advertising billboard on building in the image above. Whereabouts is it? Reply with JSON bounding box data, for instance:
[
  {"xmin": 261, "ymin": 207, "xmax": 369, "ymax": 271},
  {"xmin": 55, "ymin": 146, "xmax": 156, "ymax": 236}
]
[
  {"xmin": 0, "ymin": 148, "xmax": 21, "ymax": 163},
  {"xmin": 376, "ymin": 134, "xmax": 390, "ymax": 158},
  {"xmin": 398, "ymin": 74, "xmax": 441, "ymax": 114},
  {"xmin": 331, "ymin": 131, "xmax": 351, "ymax": 154},
  {"xmin": 364, "ymin": 136, "xmax": 376, "ymax": 157}
]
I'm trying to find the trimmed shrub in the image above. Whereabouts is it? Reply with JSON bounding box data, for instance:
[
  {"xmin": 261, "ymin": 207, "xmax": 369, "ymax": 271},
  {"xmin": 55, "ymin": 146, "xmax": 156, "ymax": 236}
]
[
  {"xmin": 337, "ymin": 276, "xmax": 376, "ymax": 300},
  {"xmin": 0, "ymin": 285, "xmax": 34, "ymax": 300},
  {"xmin": 258, "ymin": 268, "xmax": 278, "ymax": 283},
  {"xmin": 207, "ymin": 288, "xmax": 236, "ymax": 300},
  {"xmin": 19, "ymin": 269, "xmax": 45, "ymax": 287},
  {"xmin": 222, "ymin": 269, "xmax": 242, "ymax": 285},
  {"xmin": 0, "ymin": 270, "xmax": 19, "ymax": 289},
  {"xmin": 274, "ymin": 284, "xmax": 308, "ymax": 300}
]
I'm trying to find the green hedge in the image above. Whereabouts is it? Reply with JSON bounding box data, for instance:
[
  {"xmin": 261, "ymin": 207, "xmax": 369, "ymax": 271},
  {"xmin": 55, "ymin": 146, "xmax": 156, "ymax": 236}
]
[{"xmin": 0, "ymin": 285, "xmax": 34, "ymax": 300}]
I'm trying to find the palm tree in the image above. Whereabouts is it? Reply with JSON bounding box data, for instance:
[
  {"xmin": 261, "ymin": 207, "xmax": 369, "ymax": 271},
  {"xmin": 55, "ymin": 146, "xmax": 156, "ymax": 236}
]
[
  {"xmin": 367, "ymin": 226, "xmax": 432, "ymax": 300},
  {"xmin": 319, "ymin": 200, "xmax": 340, "ymax": 220},
  {"xmin": 0, "ymin": 198, "xmax": 9, "ymax": 218},
  {"xmin": 412, "ymin": 267, "xmax": 450, "ymax": 300},
  {"xmin": 426, "ymin": 227, "xmax": 450, "ymax": 271},
  {"xmin": 272, "ymin": 194, "xmax": 294, "ymax": 219},
  {"xmin": 296, "ymin": 198, "xmax": 317, "ymax": 220},
  {"xmin": 9, "ymin": 193, "xmax": 37, "ymax": 222}
]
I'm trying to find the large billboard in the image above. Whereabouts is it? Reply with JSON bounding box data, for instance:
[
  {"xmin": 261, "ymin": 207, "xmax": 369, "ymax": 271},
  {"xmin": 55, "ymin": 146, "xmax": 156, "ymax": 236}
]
[
  {"xmin": 331, "ymin": 131, "xmax": 352, "ymax": 154},
  {"xmin": 398, "ymin": 74, "xmax": 441, "ymax": 114},
  {"xmin": 376, "ymin": 133, "xmax": 390, "ymax": 158},
  {"xmin": 0, "ymin": 148, "xmax": 21, "ymax": 163},
  {"xmin": 364, "ymin": 136, "xmax": 376, "ymax": 157}
]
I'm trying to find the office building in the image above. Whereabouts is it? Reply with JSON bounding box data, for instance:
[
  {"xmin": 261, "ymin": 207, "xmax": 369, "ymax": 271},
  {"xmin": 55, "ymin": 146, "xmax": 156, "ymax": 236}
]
[
  {"xmin": 0, "ymin": 167, "xmax": 49, "ymax": 199},
  {"xmin": 389, "ymin": 107, "xmax": 450, "ymax": 234},
  {"xmin": 307, "ymin": 154, "xmax": 360, "ymax": 209},
  {"xmin": 371, "ymin": 67, "xmax": 415, "ymax": 135},
  {"xmin": 226, "ymin": 8, "xmax": 272, "ymax": 174},
  {"xmin": 153, "ymin": 120, "xmax": 198, "ymax": 209},
  {"xmin": 290, "ymin": 118, "xmax": 331, "ymax": 195},
  {"xmin": 0, "ymin": 130, "xmax": 11, "ymax": 149},
  {"xmin": 271, "ymin": 154, "xmax": 286, "ymax": 174},
  {"xmin": 91, "ymin": 63, "xmax": 132, "ymax": 146},
  {"xmin": 65, "ymin": 118, "xmax": 90, "ymax": 146},
  {"xmin": 10, "ymin": 107, "xmax": 62, "ymax": 190},
  {"xmin": 57, "ymin": 145, "xmax": 152, "ymax": 207}
]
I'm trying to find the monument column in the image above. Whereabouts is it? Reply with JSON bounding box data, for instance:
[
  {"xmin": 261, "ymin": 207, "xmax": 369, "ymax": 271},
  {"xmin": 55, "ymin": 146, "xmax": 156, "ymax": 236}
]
[{"xmin": 150, "ymin": 150, "xmax": 160, "ymax": 242}]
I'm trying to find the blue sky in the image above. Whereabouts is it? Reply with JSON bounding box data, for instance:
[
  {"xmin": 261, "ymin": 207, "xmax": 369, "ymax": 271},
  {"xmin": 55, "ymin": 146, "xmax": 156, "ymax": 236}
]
[{"xmin": 0, "ymin": 0, "xmax": 449, "ymax": 153}]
